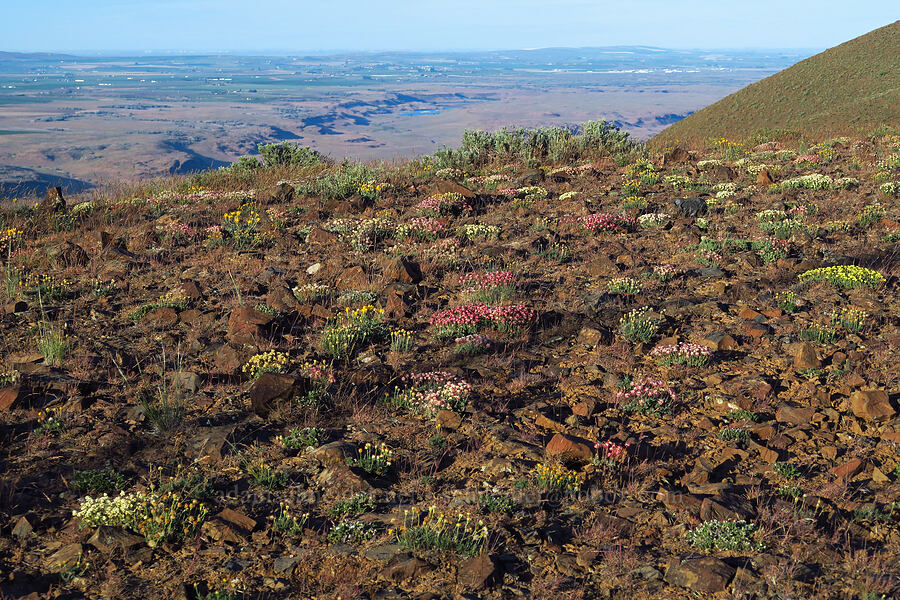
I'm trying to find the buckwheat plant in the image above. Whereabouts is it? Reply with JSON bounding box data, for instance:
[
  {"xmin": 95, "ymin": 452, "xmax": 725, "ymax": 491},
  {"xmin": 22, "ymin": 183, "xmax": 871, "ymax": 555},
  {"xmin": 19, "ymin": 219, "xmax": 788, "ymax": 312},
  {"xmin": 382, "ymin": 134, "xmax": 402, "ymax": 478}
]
[
  {"xmin": 389, "ymin": 371, "xmax": 472, "ymax": 417},
  {"xmin": 582, "ymin": 213, "xmax": 637, "ymax": 234},
  {"xmin": 686, "ymin": 520, "xmax": 763, "ymax": 552},
  {"xmin": 607, "ymin": 277, "xmax": 642, "ymax": 295},
  {"xmin": 459, "ymin": 270, "xmax": 517, "ymax": 302},
  {"xmin": 616, "ymin": 377, "xmax": 676, "ymax": 415},
  {"xmin": 242, "ymin": 351, "xmax": 290, "ymax": 380},
  {"xmin": 798, "ymin": 265, "xmax": 885, "ymax": 289},
  {"xmin": 415, "ymin": 192, "xmax": 471, "ymax": 217},
  {"xmin": 460, "ymin": 223, "xmax": 499, "ymax": 242},
  {"xmin": 390, "ymin": 329, "xmax": 415, "ymax": 352},
  {"xmin": 831, "ymin": 307, "xmax": 868, "ymax": 333},
  {"xmin": 321, "ymin": 305, "xmax": 387, "ymax": 359},
  {"xmin": 593, "ymin": 440, "xmax": 630, "ymax": 474},
  {"xmin": 453, "ymin": 333, "xmax": 492, "ymax": 355},
  {"xmin": 271, "ymin": 503, "xmax": 308, "ymax": 537},
  {"xmin": 651, "ymin": 342, "xmax": 712, "ymax": 367}
]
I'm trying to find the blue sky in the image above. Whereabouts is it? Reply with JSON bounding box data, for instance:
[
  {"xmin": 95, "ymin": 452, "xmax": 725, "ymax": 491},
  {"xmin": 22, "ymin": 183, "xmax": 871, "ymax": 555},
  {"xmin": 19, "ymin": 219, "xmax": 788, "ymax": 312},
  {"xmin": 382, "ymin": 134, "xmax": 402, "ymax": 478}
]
[{"xmin": 2, "ymin": 1, "xmax": 896, "ymax": 53}]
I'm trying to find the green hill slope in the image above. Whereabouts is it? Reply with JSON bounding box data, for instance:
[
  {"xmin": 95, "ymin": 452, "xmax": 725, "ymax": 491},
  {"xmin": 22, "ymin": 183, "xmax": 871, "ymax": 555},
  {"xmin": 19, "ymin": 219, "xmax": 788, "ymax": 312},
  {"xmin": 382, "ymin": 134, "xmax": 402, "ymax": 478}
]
[{"xmin": 652, "ymin": 20, "xmax": 900, "ymax": 146}]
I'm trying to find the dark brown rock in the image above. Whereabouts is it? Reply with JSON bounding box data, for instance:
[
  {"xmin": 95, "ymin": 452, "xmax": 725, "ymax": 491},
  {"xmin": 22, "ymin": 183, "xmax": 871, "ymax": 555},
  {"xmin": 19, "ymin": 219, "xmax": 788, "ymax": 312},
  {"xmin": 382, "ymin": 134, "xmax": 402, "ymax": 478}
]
[
  {"xmin": 12, "ymin": 516, "xmax": 33, "ymax": 539},
  {"xmin": 0, "ymin": 384, "xmax": 22, "ymax": 411},
  {"xmin": 49, "ymin": 241, "xmax": 89, "ymax": 268},
  {"xmin": 382, "ymin": 555, "xmax": 429, "ymax": 583},
  {"xmin": 249, "ymin": 372, "xmax": 296, "ymax": 416},
  {"xmin": 227, "ymin": 306, "xmax": 272, "ymax": 343},
  {"xmin": 793, "ymin": 342, "xmax": 821, "ymax": 370},
  {"xmin": 429, "ymin": 179, "xmax": 476, "ymax": 199},
  {"xmin": 306, "ymin": 227, "xmax": 338, "ymax": 245},
  {"xmin": 145, "ymin": 307, "xmax": 179, "ymax": 327},
  {"xmin": 88, "ymin": 526, "xmax": 143, "ymax": 552},
  {"xmin": 757, "ymin": 169, "xmax": 775, "ymax": 186},
  {"xmin": 775, "ymin": 403, "xmax": 815, "ymax": 425},
  {"xmin": 435, "ymin": 409, "xmax": 462, "ymax": 431},
  {"xmin": 336, "ymin": 265, "xmax": 368, "ymax": 290},
  {"xmin": 457, "ymin": 554, "xmax": 497, "ymax": 589},
  {"xmin": 387, "ymin": 257, "xmax": 422, "ymax": 284},
  {"xmin": 217, "ymin": 508, "xmax": 257, "ymax": 532},
  {"xmin": 663, "ymin": 147, "xmax": 691, "ymax": 164},
  {"xmin": 665, "ymin": 557, "xmax": 735, "ymax": 593}
]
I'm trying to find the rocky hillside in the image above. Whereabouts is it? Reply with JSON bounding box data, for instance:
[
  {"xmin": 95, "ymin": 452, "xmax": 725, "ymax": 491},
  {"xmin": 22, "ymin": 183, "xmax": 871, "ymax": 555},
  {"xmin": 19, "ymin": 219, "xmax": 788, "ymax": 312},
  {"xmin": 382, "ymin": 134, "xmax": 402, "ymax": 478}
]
[
  {"xmin": 652, "ymin": 20, "xmax": 900, "ymax": 147},
  {"xmin": 1, "ymin": 131, "xmax": 900, "ymax": 600}
]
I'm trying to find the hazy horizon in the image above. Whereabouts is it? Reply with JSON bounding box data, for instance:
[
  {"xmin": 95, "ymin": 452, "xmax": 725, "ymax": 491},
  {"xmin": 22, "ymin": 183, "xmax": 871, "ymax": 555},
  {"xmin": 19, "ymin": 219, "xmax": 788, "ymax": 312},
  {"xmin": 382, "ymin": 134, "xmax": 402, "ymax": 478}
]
[{"xmin": 1, "ymin": 1, "xmax": 896, "ymax": 54}]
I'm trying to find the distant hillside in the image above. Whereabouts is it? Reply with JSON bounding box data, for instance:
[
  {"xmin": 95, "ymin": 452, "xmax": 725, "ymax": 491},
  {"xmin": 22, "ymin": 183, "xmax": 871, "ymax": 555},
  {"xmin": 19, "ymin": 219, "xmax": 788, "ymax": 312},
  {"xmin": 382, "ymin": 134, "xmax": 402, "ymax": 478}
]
[{"xmin": 652, "ymin": 20, "xmax": 900, "ymax": 146}]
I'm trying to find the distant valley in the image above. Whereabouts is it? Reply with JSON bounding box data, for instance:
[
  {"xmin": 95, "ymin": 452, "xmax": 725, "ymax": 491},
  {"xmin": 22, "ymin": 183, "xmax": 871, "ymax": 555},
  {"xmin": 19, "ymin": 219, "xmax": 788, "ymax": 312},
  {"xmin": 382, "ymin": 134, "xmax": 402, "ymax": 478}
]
[{"xmin": 0, "ymin": 47, "xmax": 811, "ymax": 194}]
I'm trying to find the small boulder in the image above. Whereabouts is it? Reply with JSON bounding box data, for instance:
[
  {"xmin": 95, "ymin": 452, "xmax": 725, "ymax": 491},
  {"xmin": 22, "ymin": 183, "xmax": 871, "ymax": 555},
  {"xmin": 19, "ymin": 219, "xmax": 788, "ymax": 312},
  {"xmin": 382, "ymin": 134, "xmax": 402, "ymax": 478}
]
[
  {"xmin": 673, "ymin": 197, "xmax": 708, "ymax": 218},
  {"xmin": 336, "ymin": 266, "xmax": 368, "ymax": 290},
  {"xmin": 249, "ymin": 373, "xmax": 296, "ymax": 416},
  {"xmin": 850, "ymin": 390, "xmax": 895, "ymax": 421},
  {"xmin": 665, "ymin": 557, "xmax": 735, "ymax": 593},
  {"xmin": 545, "ymin": 433, "xmax": 593, "ymax": 463},
  {"xmin": 387, "ymin": 257, "xmax": 422, "ymax": 284},
  {"xmin": 457, "ymin": 554, "xmax": 498, "ymax": 589},
  {"xmin": 227, "ymin": 306, "xmax": 272, "ymax": 343},
  {"xmin": 793, "ymin": 342, "xmax": 821, "ymax": 370}
]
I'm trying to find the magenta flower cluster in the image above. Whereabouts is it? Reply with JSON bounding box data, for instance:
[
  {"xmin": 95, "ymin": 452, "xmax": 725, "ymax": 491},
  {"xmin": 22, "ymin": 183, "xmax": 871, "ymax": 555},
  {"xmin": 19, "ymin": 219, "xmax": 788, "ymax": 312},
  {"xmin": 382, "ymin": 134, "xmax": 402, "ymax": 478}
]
[
  {"xmin": 394, "ymin": 371, "xmax": 473, "ymax": 416},
  {"xmin": 415, "ymin": 193, "xmax": 472, "ymax": 216},
  {"xmin": 594, "ymin": 440, "xmax": 630, "ymax": 468},
  {"xmin": 616, "ymin": 377, "xmax": 677, "ymax": 415},
  {"xmin": 794, "ymin": 154, "xmax": 822, "ymax": 164},
  {"xmin": 430, "ymin": 302, "xmax": 536, "ymax": 338},
  {"xmin": 582, "ymin": 213, "xmax": 637, "ymax": 234},
  {"xmin": 651, "ymin": 342, "xmax": 712, "ymax": 366},
  {"xmin": 459, "ymin": 270, "xmax": 517, "ymax": 290}
]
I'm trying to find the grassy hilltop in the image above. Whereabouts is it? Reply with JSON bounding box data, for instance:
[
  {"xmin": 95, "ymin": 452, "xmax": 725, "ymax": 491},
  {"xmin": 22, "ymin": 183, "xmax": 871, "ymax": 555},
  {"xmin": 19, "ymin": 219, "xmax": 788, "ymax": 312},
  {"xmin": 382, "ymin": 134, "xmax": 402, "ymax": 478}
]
[
  {"xmin": 1, "ymin": 120, "xmax": 900, "ymax": 600},
  {"xmin": 652, "ymin": 20, "xmax": 900, "ymax": 148}
]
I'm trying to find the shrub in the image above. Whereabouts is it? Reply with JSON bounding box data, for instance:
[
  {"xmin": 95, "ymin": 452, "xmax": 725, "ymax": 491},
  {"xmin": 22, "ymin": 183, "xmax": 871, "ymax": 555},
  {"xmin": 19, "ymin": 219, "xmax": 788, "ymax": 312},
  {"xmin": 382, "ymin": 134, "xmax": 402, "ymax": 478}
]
[
  {"xmin": 686, "ymin": 520, "xmax": 763, "ymax": 552},
  {"xmin": 428, "ymin": 120, "xmax": 632, "ymax": 170},
  {"xmin": 258, "ymin": 142, "xmax": 322, "ymax": 168}
]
